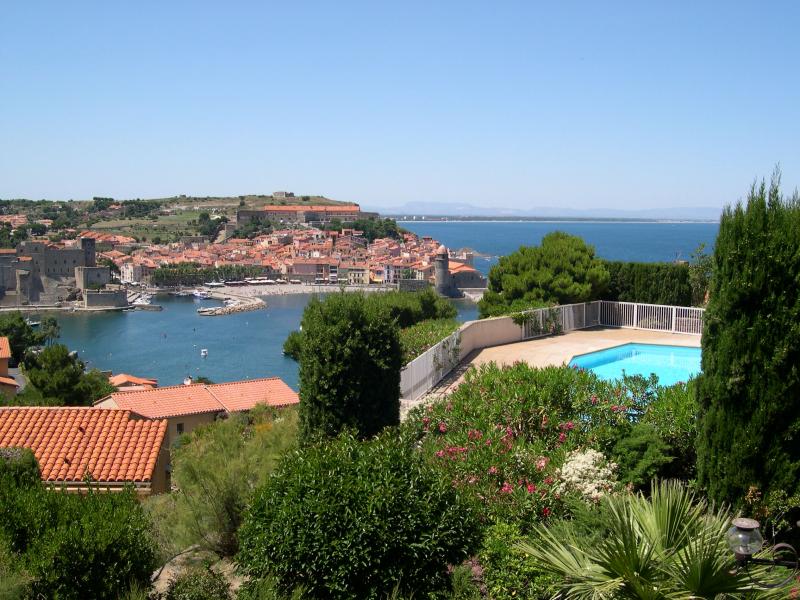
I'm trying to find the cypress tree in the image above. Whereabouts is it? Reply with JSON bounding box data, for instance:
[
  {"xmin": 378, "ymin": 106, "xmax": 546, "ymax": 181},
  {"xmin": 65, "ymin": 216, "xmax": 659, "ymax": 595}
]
[
  {"xmin": 696, "ymin": 172, "xmax": 800, "ymax": 504},
  {"xmin": 298, "ymin": 293, "xmax": 403, "ymax": 441}
]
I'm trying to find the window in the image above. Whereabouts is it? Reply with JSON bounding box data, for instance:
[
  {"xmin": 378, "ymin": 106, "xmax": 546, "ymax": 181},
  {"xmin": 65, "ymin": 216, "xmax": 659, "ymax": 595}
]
[{"xmin": 176, "ymin": 422, "xmax": 184, "ymax": 435}]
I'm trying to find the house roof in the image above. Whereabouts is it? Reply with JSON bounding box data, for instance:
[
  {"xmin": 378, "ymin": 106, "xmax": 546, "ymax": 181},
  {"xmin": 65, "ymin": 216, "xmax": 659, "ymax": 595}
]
[
  {"xmin": 0, "ymin": 337, "xmax": 10, "ymax": 360},
  {"xmin": 0, "ymin": 376, "xmax": 18, "ymax": 387},
  {"xmin": 0, "ymin": 407, "xmax": 167, "ymax": 484},
  {"xmin": 101, "ymin": 377, "xmax": 299, "ymax": 419},
  {"xmin": 109, "ymin": 373, "xmax": 158, "ymax": 388}
]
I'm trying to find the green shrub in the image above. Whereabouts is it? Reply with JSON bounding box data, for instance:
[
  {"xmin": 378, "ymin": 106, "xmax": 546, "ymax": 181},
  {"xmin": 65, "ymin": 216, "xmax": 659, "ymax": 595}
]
[
  {"xmin": 0, "ymin": 447, "xmax": 40, "ymax": 488},
  {"xmin": 281, "ymin": 330, "xmax": 302, "ymax": 360},
  {"xmin": 163, "ymin": 566, "xmax": 232, "ymax": 600},
  {"xmin": 146, "ymin": 409, "xmax": 298, "ymax": 558},
  {"xmin": 238, "ymin": 431, "xmax": 481, "ymax": 599},
  {"xmin": 697, "ymin": 171, "xmax": 800, "ymax": 506},
  {"xmin": 479, "ymin": 522, "xmax": 556, "ymax": 599},
  {"xmin": 399, "ymin": 318, "xmax": 460, "ymax": 363},
  {"xmin": 449, "ymin": 564, "xmax": 482, "ymax": 600},
  {"xmin": 0, "ymin": 481, "xmax": 157, "ymax": 599},
  {"xmin": 610, "ymin": 422, "xmax": 673, "ymax": 489},
  {"xmin": 604, "ymin": 260, "xmax": 692, "ymax": 306},
  {"xmin": 0, "ymin": 537, "xmax": 31, "ymax": 600},
  {"xmin": 298, "ymin": 293, "xmax": 403, "ymax": 441}
]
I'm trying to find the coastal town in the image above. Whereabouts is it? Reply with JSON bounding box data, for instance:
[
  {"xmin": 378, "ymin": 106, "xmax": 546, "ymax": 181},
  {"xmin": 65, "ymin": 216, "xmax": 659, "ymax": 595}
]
[{"xmin": 0, "ymin": 196, "xmax": 486, "ymax": 313}]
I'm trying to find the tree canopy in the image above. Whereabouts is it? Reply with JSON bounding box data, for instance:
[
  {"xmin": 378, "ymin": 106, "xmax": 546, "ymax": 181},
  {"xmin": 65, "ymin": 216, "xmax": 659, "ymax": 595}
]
[
  {"xmin": 479, "ymin": 232, "xmax": 610, "ymax": 317},
  {"xmin": 0, "ymin": 312, "xmax": 45, "ymax": 365},
  {"xmin": 19, "ymin": 344, "xmax": 115, "ymax": 406},
  {"xmin": 298, "ymin": 293, "xmax": 403, "ymax": 441},
  {"xmin": 697, "ymin": 171, "xmax": 800, "ymax": 507}
]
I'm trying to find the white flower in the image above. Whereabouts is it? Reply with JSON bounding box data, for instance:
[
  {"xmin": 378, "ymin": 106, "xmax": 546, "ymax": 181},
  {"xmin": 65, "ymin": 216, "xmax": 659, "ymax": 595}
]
[{"xmin": 556, "ymin": 449, "xmax": 617, "ymax": 502}]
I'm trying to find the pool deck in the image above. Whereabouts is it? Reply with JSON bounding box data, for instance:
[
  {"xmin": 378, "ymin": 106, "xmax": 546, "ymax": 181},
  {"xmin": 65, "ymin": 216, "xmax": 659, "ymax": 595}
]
[{"xmin": 401, "ymin": 327, "xmax": 700, "ymax": 416}]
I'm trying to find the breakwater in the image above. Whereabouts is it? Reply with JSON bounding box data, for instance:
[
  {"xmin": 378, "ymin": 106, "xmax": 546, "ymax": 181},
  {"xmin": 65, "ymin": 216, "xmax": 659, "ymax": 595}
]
[{"xmin": 198, "ymin": 295, "xmax": 266, "ymax": 316}]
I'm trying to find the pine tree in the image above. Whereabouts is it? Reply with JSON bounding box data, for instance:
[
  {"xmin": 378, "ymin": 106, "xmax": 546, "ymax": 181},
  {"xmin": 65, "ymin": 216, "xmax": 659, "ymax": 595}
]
[
  {"xmin": 298, "ymin": 293, "xmax": 402, "ymax": 441},
  {"xmin": 697, "ymin": 171, "xmax": 800, "ymax": 505}
]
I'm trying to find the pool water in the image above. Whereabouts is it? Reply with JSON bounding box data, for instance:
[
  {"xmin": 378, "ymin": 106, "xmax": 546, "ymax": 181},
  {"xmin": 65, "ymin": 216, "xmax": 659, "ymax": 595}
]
[{"xmin": 568, "ymin": 343, "xmax": 701, "ymax": 386}]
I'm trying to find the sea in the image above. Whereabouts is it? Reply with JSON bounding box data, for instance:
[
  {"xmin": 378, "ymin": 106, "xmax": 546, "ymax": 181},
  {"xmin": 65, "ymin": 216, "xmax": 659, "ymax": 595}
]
[{"xmin": 57, "ymin": 221, "xmax": 719, "ymax": 389}]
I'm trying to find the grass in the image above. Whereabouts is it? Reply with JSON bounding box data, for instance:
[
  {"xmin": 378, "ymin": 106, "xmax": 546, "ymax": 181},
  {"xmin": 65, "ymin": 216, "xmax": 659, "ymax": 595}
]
[{"xmin": 400, "ymin": 318, "xmax": 460, "ymax": 363}]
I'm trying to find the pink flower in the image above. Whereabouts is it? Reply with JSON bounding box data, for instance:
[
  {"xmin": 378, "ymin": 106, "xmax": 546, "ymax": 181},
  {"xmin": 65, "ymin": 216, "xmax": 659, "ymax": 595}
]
[
  {"xmin": 544, "ymin": 476, "xmax": 554, "ymax": 485},
  {"xmin": 446, "ymin": 402, "xmax": 453, "ymax": 412},
  {"xmin": 435, "ymin": 450, "xmax": 445, "ymax": 458},
  {"xmin": 535, "ymin": 456, "xmax": 549, "ymax": 471},
  {"xmin": 438, "ymin": 422, "xmax": 447, "ymax": 433},
  {"xmin": 526, "ymin": 483, "xmax": 536, "ymax": 494},
  {"xmin": 488, "ymin": 466, "xmax": 498, "ymax": 475},
  {"xmin": 590, "ymin": 395, "xmax": 598, "ymax": 405},
  {"xmin": 422, "ymin": 417, "xmax": 430, "ymax": 425},
  {"xmin": 500, "ymin": 481, "xmax": 514, "ymax": 494},
  {"xmin": 564, "ymin": 421, "xmax": 575, "ymax": 431},
  {"xmin": 485, "ymin": 438, "xmax": 492, "ymax": 446},
  {"xmin": 558, "ymin": 432, "xmax": 567, "ymax": 444},
  {"xmin": 610, "ymin": 405, "xmax": 619, "ymax": 412},
  {"xmin": 542, "ymin": 507, "xmax": 551, "ymax": 517}
]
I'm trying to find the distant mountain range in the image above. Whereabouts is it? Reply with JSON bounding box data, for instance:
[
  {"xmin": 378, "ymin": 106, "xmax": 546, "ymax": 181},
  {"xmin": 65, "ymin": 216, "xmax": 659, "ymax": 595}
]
[{"xmin": 371, "ymin": 202, "xmax": 722, "ymax": 222}]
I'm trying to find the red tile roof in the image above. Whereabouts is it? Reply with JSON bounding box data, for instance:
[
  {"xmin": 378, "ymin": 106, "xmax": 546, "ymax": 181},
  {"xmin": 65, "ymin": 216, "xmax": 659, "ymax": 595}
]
[
  {"xmin": 0, "ymin": 337, "xmax": 10, "ymax": 360},
  {"xmin": 0, "ymin": 376, "xmax": 18, "ymax": 387},
  {"xmin": 0, "ymin": 407, "xmax": 166, "ymax": 484},
  {"xmin": 109, "ymin": 373, "xmax": 158, "ymax": 388},
  {"xmin": 101, "ymin": 377, "xmax": 298, "ymax": 419}
]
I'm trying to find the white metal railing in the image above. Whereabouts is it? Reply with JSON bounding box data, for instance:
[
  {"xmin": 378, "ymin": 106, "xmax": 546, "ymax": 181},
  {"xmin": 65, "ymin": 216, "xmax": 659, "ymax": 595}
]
[
  {"xmin": 400, "ymin": 300, "xmax": 704, "ymax": 400},
  {"xmin": 598, "ymin": 301, "xmax": 704, "ymax": 335}
]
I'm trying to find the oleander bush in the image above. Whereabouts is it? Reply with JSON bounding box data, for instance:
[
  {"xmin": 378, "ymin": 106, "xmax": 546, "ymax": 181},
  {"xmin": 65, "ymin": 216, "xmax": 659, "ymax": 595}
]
[
  {"xmin": 406, "ymin": 363, "xmax": 696, "ymax": 525},
  {"xmin": 237, "ymin": 430, "xmax": 481, "ymax": 599}
]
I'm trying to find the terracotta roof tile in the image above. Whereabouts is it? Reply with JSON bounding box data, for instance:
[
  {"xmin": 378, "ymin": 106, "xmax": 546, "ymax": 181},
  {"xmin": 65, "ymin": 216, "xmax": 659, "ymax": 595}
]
[
  {"xmin": 109, "ymin": 373, "xmax": 158, "ymax": 388},
  {"xmin": 0, "ymin": 337, "xmax": 10, "ymax": 360},
  {"xmin": 0, "ymin": 407, "xmax": 166, "ymax": 484},
  {"xmin": 103, "ymin": 377, "xmax": 298, "ymax": 419}
]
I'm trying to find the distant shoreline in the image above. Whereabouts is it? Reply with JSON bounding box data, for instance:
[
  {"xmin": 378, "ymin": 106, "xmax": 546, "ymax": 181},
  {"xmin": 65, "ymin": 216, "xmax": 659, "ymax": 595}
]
[{"xmin": 395, "ymin": 218, "xmax": 719, "ymax": 224}]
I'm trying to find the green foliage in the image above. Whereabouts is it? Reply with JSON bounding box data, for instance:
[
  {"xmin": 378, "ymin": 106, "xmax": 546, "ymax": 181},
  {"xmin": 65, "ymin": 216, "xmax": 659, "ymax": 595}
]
[
  {"xmin": 696, "ymin": 171, "xmax": 800, "ymax": 506},
  {"xmin": 0, "ymin": 448, "xmax": 41, "ymax": 488},
  {"xmin": 479, "ymin": 522, "xmax": 556, "ymax": 599},
  {"xmin": 146, "ymin": 409, "xmax": 298, "ymax": 558},
  {"xmin": 603, "ymin": 260, "xmax": 692, "ymax": 306},
  {"xmin": 0, "ymin": 480, "xmax": 157, "ymax": 599},
  {"xmin": 689, "ymin": 243, "xmax": 713, "ymax": 306},
  {"xmin": 22, "ymin": 344, "xmax": 115, "ymax": 406},
  {"xmin": 38, "ymin": 315, "xmax": 61, "ymax": 345},
  {"xmin": 233, "ymin": 216, "xmax": 278, "ymax": 239},
  {"xmin": 162, "ymin": 566, "xmax": 232, "ymax": 600},
  {"xmin": 0, "ymin": 311, "xmax": 44, "ymax": 365},
  {"xmin": 610, "ymin": 423, "xmax": 673, "ymax": 489},
  {"xmin": 399, "ymin": 318, "xmax": 460, "ymax": 363},
  {"xmin": 324, "ymin": 217, "xmax": 405, "ymax": 242},
  {"xmin": 406, "ymin": 363, "xmax": 695, "ymax": 524},
  {"xmin": 0, "ymin": 537, "xmax": 31, "ymax": 600},
  {"xmin": 298, "ymin": 293, "xmax": 403, "ymax": 441},
  {"xmin": 196, "ymin": 211, "xmax": 228, "ymax": 238},
  {"xmin": 519, "ymin": 480, "xmax": 785, "ymax": 599},
  {"xmin": 152, "ymin": 262, "xmax": 266, "ymax": 286},
  {"xmin": 283, "ymin": 288, "xmax": 456, "ymax": 362},
  {"xmin": 238, "ymin": 431, "xmax": 481, "ymax": 599},
  {"xmin": 449, "ymin": 564, "xmax": 482, "ymax": 600},
  {"xmin": 281, "ymin": 330, "xmax": 303, "ymax": 360},
  {"xmin": 479, "ymin": 232, "xmax": 610, "ymax": 317}
]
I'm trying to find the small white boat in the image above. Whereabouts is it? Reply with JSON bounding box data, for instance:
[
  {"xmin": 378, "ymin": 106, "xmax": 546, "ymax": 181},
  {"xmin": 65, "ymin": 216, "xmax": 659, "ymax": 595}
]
[
  {"xmin": 200, "ymin": 349, "xmax": 208, "ymax": 358},
  {"xmin": 196, "ymin": 307, "xmax": 215, "ymax": 315},
  {"xmin": 193, "ymin": 290, "xmax": 211, "ymax": 299}
]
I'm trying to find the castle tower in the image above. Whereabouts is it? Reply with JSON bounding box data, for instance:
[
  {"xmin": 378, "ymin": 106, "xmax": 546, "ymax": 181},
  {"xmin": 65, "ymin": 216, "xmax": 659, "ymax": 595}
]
[{"xmin": 434, "ymin": 244, "xmax": 451, "ymax": 296}]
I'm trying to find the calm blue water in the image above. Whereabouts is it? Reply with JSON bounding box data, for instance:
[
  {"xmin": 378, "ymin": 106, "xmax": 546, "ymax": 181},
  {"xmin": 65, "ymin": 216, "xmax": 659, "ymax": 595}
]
[
  {"xmin": 58, "ymin": 295, "xmax": 478, "ymax": 389},
  {"xmin": 56, "ymin": 222, "xmax": 716, "ymax": 388},
  {"xmin": 568, "ymin": 343, "xmax": 701, "ymax": 387},
  {"xmin": 400, "ymin": 221, "xmax": 719, "ymax": 275}
]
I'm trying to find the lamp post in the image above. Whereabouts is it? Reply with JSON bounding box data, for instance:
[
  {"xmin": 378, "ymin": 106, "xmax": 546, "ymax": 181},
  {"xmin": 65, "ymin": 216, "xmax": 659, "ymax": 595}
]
[{"xmin": 726, "ymin": 517, "xmax": 799, "ymax": 588}]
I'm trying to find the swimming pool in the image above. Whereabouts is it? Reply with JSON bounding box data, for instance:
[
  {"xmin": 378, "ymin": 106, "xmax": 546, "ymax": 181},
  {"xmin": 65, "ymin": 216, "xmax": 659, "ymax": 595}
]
[{"xmin": 568, "ymin": 343, "xmax": 701, "ymax": 386}]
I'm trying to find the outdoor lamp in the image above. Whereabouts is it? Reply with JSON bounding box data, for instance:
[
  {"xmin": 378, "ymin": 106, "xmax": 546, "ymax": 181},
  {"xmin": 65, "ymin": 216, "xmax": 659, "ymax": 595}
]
[
  {"xmin": 727, "ymin": 517, "xmax": 799, "ymax": 589},
  {"xmin": 726, "ymin": 518, "xmax": 764, "ymax": 561}
]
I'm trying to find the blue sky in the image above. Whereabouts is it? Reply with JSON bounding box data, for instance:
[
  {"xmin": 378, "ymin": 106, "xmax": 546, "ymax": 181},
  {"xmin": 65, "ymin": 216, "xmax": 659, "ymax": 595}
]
[{"xmin": 1, "ymin": 1, "xmax": 798, "ymax": 211}]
